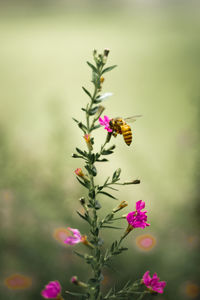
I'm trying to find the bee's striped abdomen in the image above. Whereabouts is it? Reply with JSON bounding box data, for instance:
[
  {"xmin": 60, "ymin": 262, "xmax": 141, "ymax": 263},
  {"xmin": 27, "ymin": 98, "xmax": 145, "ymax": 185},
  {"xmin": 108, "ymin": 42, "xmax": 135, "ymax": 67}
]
[{"xmin": 121, "ymin": 124, "xmax": 132, "ymax": 146}]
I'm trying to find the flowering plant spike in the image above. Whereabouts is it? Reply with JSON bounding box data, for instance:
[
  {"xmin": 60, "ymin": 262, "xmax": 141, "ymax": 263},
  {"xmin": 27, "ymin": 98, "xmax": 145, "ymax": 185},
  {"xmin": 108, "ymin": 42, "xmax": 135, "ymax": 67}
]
[{"xmin": 41, "ymin": 49, "xmax": 166, "ymax": 299}]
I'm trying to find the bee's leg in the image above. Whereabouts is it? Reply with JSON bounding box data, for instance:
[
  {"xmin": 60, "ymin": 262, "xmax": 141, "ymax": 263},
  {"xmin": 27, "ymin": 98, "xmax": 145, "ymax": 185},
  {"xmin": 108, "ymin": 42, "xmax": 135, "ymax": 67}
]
[{"xmin": 113, "ymin": 132, "xmax": 117, "ymax": 138}]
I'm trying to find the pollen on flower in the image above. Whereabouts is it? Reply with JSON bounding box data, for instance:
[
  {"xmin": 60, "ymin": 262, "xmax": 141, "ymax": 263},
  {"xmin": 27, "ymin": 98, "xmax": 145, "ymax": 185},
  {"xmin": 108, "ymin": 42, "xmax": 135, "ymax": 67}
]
[{"xmin": 99, "ymin": 115, "xmax": 112, "ymax": 132}]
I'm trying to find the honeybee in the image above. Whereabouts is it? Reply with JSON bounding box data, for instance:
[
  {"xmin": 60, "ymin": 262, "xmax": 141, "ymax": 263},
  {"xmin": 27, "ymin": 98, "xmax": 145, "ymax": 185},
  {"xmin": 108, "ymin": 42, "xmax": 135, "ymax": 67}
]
[{"xmin": 109, "ymin": 116, "xmax": 141, "ymax": 146}]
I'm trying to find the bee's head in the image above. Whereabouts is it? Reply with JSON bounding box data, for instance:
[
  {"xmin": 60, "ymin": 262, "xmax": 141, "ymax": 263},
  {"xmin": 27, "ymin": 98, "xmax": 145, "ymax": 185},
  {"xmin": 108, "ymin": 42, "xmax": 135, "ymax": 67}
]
[{"xmin": 109, "ymin": 120, "xmax": 113, "ymax": 127}]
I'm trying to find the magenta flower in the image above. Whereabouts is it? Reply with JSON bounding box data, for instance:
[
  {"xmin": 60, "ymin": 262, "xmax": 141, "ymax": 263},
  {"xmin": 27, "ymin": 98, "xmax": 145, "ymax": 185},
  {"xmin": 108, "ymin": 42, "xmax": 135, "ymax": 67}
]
[
  {"xmin": 99, "ymin": 115, "xmax": 112, "ymax": 132},
  {"xmin": 126, "ymin": 200, "xmax": 150, "ymax": 229},
  {"xmin": 64, "ymin": 227, "xmax": 82, "ymax": 245},
  {"xmin": 142, "ymin": 271, "xmax": 166, "ymax": 294},
  {"xmin": 41, "ymin": 281, "xmax": 61, "ymax": 299}
]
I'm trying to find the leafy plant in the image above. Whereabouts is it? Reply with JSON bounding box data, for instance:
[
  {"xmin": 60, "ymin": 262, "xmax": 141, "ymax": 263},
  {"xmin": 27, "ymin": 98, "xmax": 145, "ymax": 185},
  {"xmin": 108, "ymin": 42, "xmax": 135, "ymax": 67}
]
[{"xmin": 41, "ymin": 49, "xmax": 166, "ymax": 300}]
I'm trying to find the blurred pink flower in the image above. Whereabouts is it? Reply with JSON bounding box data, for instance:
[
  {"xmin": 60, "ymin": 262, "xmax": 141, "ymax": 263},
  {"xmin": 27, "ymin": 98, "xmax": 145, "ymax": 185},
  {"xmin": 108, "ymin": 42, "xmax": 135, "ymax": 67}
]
[
  {"xmin": 41, "ymin": 280, "xmax": 61, "ymax": 299},
  {"xmin": 142, "ymin": 271, "xmax": 166, "ymax": 294},
  {"xmin": 126, "ymin": 200, "xmax": 150, "ymax": 229},
  {"xmin": 71, "ymin": 276, "xmax": 79, "ymax": 285},
  {"xmin": 99, "ymin": 115, "xmax": 112, "ymax": 132},
  {"xmin": 64, "ymin": 228, "xmax": 82, "ymax": 245}
]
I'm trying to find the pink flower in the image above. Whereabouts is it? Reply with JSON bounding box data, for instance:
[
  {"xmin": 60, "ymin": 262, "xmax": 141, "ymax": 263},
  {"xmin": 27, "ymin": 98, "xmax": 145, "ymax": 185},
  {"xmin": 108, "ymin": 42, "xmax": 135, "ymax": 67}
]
[
  {"xmin": 99, "ymin": 115, "xmax": 112, "ymax": 132},
  {"xmin": 64, "ymin": 227, "xmax": 82, "ymax": 245},
  {"xmin": 142, "ymin": 271, "xmax": 166, "ymax": 294},
  {"xmin": 126, "ymin": 200, "xmax": 150, "ymax": 229},
  {"xmin": 41, "ymin": 281, "xmax": 61, "ymax": 299}
]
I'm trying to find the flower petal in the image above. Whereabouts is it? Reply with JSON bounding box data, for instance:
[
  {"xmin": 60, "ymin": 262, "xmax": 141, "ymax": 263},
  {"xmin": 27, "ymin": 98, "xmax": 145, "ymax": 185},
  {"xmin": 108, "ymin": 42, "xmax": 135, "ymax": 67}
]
[{"xmin": 143, "ymin": 271, "xmax": 151, "ymax": 286}]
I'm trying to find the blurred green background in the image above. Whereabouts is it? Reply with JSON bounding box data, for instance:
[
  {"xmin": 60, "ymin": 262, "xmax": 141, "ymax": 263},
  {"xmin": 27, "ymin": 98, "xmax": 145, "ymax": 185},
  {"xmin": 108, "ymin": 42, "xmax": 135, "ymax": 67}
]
[{"xmin": 0, "ymin": 1, "xmax": 199, "ymax": 299}]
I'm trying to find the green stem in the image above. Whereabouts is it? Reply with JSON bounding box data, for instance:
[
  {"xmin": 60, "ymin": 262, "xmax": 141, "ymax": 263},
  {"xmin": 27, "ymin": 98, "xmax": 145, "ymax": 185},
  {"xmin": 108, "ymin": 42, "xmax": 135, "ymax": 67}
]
[{"xmin": 85, "ymin": 67, "xmax": 103, "ymax": 300}]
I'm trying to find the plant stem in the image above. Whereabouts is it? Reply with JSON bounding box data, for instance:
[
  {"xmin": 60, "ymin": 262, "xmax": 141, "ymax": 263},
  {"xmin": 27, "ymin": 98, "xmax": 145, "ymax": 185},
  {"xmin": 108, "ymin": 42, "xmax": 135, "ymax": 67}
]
[{"xmin": 85, "ymin": 68, "xmax": 103, "ymax": 300}]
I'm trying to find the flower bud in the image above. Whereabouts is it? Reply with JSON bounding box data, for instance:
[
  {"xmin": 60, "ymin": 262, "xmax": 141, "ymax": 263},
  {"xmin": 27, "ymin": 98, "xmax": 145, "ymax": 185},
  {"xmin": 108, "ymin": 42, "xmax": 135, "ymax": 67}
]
[
  {"xmin": 72, "ymin": 153, "xmax": 80, "ymax": 158},
  {"xmin": 93, "ymin": 49, "xmax": 97, "ymax": 57},
  {"xmin": 79, "ymin": 197, "xmax": 88, "ymax": 212},
  {"xmin": 83, "ymin": 134, "xmax": 93, "ymax": 151},
  {"xmin": 100, "ymin": 76, "xmax": 105, "ymax": 84},
  {"xmin": 75, "ymin": 168, "xmax": 84, "ymax": 177},
  {"xmin": 95, "ymin": 105, "xmax": 105, "ymax": 119},
  {"xmin": 113, "ymin": 200, "xmax": 128, "ymax": 213},
  {"xmin": 79, "ymin": 197, "xmax": 85, "ymax": 205},
  {"xmin": 132, "ymin": 179, "xmax": 140, "ymax": 184},
  {"xmin": 71, "ymin": 276, "xmax": 88, "ymax": 288},
  {"xmin": 71, "ymin": 276, "xmax": 78, "ymax": 285},
  {"xmin": 124, "ymin": 179, "xmax": 141, "ymax": 185},
  {"xmin": 104, "ymin": 48, "xmax": 110, "ymax": 57}
]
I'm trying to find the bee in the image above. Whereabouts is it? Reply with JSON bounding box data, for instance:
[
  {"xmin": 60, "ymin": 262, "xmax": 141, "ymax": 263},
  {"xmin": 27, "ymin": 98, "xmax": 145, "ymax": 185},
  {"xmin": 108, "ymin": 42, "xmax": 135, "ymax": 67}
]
[{"xmin": 109, "ymin": 115, "xmax": 141, "ymax": 146}]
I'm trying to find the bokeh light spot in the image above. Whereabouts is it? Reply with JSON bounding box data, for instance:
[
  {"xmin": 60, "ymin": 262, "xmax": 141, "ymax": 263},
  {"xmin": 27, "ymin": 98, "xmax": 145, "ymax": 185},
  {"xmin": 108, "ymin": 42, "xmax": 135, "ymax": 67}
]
[
  {"xmin": 184, "ymin": 282, "xmax": 200, "ymax": 298},
  {"xmin": 1, "ymin": 189, "xmax": 14, "ymax": 201},
  {"xmin": 135, "ymin": 234, "xmax": 156, "ymax": 251},
  {"xmin": 4, "ymin": 273, "xmax": 32, "ymax": 290},
  {"xmin": 53, "ymin": 227, "xmax": 70, "ymax": 246}
]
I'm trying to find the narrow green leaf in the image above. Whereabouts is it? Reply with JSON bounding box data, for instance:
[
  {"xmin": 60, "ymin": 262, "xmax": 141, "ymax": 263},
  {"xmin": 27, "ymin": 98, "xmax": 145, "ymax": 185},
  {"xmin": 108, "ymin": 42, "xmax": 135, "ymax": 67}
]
[
  {"xmin": 97, "ymin": 185, "xmax": 103, "ymax": 191},
  {"xmin": 107, "ymin": 186, "xmax": 118, "ymax": 191},
  {"xmin": 85, "ymin": 164, "xmax": 97, "ymax": 176},
  {"xmin": 102, "ymin": 65, "xmax": 117, "ymax": 74},
  {"xmin": 98, "ymin": 191, "xmax": 117, "ymax": 200},
  {"xmin": 82, "ymin": 86, "xmax": 92, "ymax": 98},
  {"xmin": 96, "ymin": 158, "xmax": 108, "ymax": 162},
  {"xmin": 88, "ymin": 106, "xmax": 99, "ymax": 116},
  {"xmin": 71, "ymin": 153, "xmax": 83, "ymax": 159},
  {"xmin": 107, "ymin": 144, "xmax": 116, "ymax": 151},
  {"xmin": 101, "ymin": 149, "xmax": 113, "ymax": 155},
  {"xmin": 73, "ymin": 250, "xmax": 85, "ymax": 259},
  {"xmin": 87, "ymin": 61, "xmax": 98, "ymax": 73},
  {"xmin": 72, "ymin": 117, "xmax": 79, "ymax": 123},
  {"xmin": 91, "ymin": 124, "xmax": 101, "ymax": 131},
  {"xmin": 76, "ymin": 210, "xmax": 87, "ymax": 221},
  {"xmin": 73, "ymin": 119, "xmax": 87, "ymax": 133},
  {"xmin": 104, "ymin": 288, "xmax": 114, "ymax": 299},
  {"xmin": 65, "ymin": 291, "xmax": 88, "ymax": 297},
  {"xmin": 76, "ymin": 177, "xmax": 89, "ymax": 188},
  {"xmin": 101, "ymin": 225, "xmax": 123, "ymax": 229},
  {"xmin": 75, "ymin": 147, "xmax": 85, "ymax": 156},
  {"xmin": 112, "ymin": 168, "xmax": 121, "ymax": 181}
]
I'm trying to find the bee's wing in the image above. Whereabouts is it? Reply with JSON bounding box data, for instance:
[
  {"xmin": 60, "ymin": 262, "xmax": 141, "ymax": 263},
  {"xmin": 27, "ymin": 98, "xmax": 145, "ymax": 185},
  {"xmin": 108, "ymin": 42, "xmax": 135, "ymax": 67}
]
[{"xmin": 124, "ymin": 115, "xmax": 142, "ymax": 123}]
